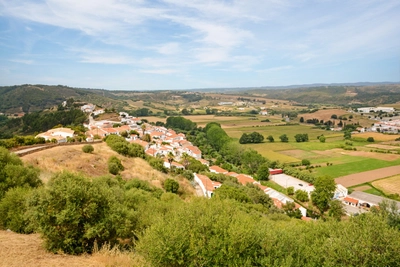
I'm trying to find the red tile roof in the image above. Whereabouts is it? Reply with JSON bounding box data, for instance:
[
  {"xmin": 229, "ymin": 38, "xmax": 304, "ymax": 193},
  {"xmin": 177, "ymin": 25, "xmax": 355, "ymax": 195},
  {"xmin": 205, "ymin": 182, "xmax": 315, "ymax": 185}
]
[{"xmin": 209, "ymin": 165, "xmax": 228, "ymax": 174}]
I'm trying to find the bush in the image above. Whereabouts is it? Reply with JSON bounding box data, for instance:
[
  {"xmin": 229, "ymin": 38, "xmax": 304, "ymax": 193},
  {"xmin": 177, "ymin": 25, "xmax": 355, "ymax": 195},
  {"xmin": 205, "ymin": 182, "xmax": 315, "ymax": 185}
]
[
  {"xmin": 164, "ymin": 178, "xmax": 179, "ymax": 194},
  {"xmin": 295, "ymin": 189, "xmax": 309, "ymax": 202},
  {"xmin": 82, "ymin": 144, "xmax": 94, "ymax": 153},
  {"xmin": 108, "ymin": 156, "xmax": 124, "ymax": 175},
  {"xmin": 301, "ymin": 159, "xmax": 311, "ymax": 166},
  {"xmin": 28, "ymin": 173, "xmax": 134, "ymax": 254},
  {"xmin": 0, "ymin": 187, "xmax": 34, "ymax": 233},
  {"xmin": 367, "ymin": 137, "xmax": 375, "ymax": 142},
  {"xmin": 287, "ymin": 186, "xmax": 294, "ymax": 195}
]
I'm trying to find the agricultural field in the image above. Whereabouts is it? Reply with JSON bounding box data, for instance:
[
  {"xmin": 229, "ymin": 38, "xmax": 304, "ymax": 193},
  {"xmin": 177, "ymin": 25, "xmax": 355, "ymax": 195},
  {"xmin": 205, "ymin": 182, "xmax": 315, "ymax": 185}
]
[{"xmin": 372, "ymin": 175, "xmax": 400, "ymax": 195}]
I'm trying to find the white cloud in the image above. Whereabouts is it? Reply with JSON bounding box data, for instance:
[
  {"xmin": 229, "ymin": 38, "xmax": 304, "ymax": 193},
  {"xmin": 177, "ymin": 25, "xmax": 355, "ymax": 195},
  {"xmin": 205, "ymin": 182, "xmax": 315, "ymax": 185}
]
[
  {"xmin": 9, "ymin": 59, "xmax": 34, "ymax": 64},
  {"xmin": 257, "ymin": 65, "xmax": 293, "ymax": 73},
  {"xmin": 140, "ymin": 69, "xmax": 179, "ymax": 74},
  {"xmin": 155, "ymin": 42, "xmax": 181, "ymax": 55}
]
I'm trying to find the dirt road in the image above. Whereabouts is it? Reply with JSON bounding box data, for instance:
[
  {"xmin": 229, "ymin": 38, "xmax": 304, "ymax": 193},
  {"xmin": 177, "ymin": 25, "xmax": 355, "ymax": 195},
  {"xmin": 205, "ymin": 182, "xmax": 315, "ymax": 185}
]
[{"xmin": 335, "ymin": 165, "xmax": 400, "ymax": 187}]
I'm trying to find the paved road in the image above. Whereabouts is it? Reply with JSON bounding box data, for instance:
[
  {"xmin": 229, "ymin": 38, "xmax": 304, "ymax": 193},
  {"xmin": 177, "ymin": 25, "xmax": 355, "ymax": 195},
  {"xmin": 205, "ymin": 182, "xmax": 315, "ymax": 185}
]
[{"xmin": 335, "ymin": 165, "xmax": 400, "ymax": 187}]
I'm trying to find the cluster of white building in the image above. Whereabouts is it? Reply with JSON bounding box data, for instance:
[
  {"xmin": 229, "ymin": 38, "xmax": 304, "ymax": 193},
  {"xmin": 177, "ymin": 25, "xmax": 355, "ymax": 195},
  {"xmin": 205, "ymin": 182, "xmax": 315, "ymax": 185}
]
[
  {"xmin": 357, "ymin": 107, "xmax": 395, "ymax": 113},
  {"xmin": 35, "ymin": 127, "xmax": 75, "ymax": 143}
]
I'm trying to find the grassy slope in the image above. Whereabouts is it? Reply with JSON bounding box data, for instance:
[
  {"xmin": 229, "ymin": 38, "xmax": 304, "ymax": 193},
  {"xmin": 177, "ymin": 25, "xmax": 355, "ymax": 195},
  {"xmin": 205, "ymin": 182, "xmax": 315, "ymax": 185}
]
[{"xmin": 0, "ymin": 230, "xmax": 143, "ymax": 267}]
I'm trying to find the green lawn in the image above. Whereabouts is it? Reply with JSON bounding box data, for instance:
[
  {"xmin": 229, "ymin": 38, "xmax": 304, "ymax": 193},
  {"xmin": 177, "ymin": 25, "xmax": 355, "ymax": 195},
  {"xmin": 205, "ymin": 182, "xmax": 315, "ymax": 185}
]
[
  {"xmin": 363, "ymin": 188, "xmax": 385, "ymax": 196},
  {"xmin": 313, "ymin": 158, "xmax": 400, "ymax": 178}
]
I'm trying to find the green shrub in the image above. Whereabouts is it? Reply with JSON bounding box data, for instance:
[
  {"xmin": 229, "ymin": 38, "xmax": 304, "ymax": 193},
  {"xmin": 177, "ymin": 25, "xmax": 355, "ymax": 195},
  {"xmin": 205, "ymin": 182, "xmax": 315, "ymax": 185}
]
[
  {"xmin": 28, "ymin": 173, "xmax": 134, "ymax": 254},
  {"xmin": 164, "ymin": 179, "xmax": 179, "ymax": 194},
  {"xmin": 0, "ymin": 187, "xmax": 34, "ymax": 233},
  {"xmin": 108, "ymin": 156, "xmax": 124, "ymax": 175},
  {"xmin": 82, "ymin": 144, "xmax": 94, "ymax": 153},
  {"xmin": 367, "ymin": 137, "xmax": 375, "ymax": 142}
]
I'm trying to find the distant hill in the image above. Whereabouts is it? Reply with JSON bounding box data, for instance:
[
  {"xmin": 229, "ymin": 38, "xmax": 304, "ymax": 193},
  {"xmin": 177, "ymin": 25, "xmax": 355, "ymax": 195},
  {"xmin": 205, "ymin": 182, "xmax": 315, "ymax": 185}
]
[{"xmin": 0, "ymin": 84, "xmax": 120, "ymax": 113}]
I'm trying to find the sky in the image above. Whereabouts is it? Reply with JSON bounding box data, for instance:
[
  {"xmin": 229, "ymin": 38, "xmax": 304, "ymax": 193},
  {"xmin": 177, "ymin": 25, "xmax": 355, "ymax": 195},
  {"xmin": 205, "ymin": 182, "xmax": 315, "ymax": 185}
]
[{"xmin": 0, "ymin": 0, "xmax": 399, "ymax": 90}]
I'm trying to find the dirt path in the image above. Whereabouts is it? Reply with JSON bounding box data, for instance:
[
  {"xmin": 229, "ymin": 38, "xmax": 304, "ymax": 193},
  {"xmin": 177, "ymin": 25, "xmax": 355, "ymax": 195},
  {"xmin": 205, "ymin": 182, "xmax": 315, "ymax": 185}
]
[{"xmin": 335, "ymin": 165, "xmax": 400, "ymax": 187}]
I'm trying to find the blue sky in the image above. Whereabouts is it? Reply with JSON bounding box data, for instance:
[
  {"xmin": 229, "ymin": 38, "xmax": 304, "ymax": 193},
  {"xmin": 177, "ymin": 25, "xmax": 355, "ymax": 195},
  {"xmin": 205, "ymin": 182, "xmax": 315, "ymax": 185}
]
[{"xmin": 0, "ymin": 0, "xmax": 399, "ymax": 90}]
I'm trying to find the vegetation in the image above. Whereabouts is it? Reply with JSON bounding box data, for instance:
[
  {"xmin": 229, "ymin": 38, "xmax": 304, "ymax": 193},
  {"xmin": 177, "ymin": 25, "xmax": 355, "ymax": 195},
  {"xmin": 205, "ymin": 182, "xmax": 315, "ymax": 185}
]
[
  {"xmin": 163, "ymin": 179, "xmax": 179, "ymax": 194},
  {"xmin": 239, "ymin": 132, "xmax": 264, "ymax": 144},
  {"xmin": 108, "ymin": 156, "xmax": 124, "ymax": 175},
  {"xmin": 82, "ymin": 144, "xmax": 94, "ymax": 153}
]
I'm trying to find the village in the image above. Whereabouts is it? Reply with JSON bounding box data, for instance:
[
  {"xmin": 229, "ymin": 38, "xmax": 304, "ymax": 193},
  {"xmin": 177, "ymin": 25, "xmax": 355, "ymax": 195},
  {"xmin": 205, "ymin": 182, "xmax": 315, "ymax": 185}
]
[{"xmin": 33, "ymin": 104, "xmax": 400, "ymax": 219}]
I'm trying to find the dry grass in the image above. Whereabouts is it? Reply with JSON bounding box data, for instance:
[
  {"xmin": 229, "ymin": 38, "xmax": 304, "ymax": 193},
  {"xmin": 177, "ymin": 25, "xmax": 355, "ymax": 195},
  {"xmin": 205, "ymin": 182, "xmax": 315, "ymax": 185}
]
[
  {"xmin": 355, "ymin": 132, "xmax": 400, "ymax": 141},
  {"xmin": 341, "ymin": 150, "xmax": 400, "ymax": 161},
  {"xmin": 0, "ymin": 231, "xmax": 145, "ymax": 267},
  {"xmin": 301, "ymin": 109, "xmax": 348, "ymax": 121},
  {"xmin": 365, "ymin": 144, "xmax": 400, "ymax": 150},
  {"xmin": 22, "ymin": 143, "xmax": 169, "ymax": 188},
  {"xmin": 372, "ymin": 175, "xmax": 400, "ymax": 195}
]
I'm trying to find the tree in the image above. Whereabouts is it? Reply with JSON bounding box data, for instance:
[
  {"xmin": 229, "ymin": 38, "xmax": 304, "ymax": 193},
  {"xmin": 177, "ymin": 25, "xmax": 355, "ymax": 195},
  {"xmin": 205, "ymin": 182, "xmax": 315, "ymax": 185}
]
[
  {"xmin": 282, "ymin": 201, "xmax": 302, "ymax": 219},
  {"xmin": 241, "ymin": 149, "xmax": 266, "ymax": 174},
  {"xmin": 328, "ymin": 199, "xmax": 345, "ymax": 221},
  {"xmin": 301, "ymin": 159, "xmax": 311, "ymax": 166},
  {"xmin": 267, "ymin": 135, "xmax": 274, "ymax": 142},
  {"xmin": 299, "ymin": 117, "xmax": 304, "ymax": 123},
  {"xmin": 167, "ymin": 152, "xmax": 174, "ymax": 165},
  {"xmin": 256, "ymin": 163, "xmax": 270, "ymax": 181},
  {"xmin": 319, "ymin": 135, "xmax": 326, "ymax": 143},
  {"xmin": 331, "ymin": 114, "xmax": 337, "ymax": 119},
  {"xmin": 294, "ymin": 133, "xmax": 309, "ymax": 142},
  {"xmin": 279, "ymin": 134, "xmax": 289, "ymax": 142},
  {"xmin": 82, "ymin": 144, "xmax": 94, "ymax": 153},
  {"xmin": 367, "ymin": 137, "xmax": 374, "ymax": 142},
  {"xmin": 344, "ymin": 131, "xmax": 351, "ymax": 140},
  {"xmin": 311, "ymin": 176, "xmax": 336, "ymax": 214},
  {"xmin": 239, "ymin": 132, "xmax": 264, "ymax": 144},
  {"xmin": 295, "ymin": 189, "xmax": 309, "ymax": 202},
  {"xmin": 164, "ymin": 179, "xmax": 179, "ymax": 194}
]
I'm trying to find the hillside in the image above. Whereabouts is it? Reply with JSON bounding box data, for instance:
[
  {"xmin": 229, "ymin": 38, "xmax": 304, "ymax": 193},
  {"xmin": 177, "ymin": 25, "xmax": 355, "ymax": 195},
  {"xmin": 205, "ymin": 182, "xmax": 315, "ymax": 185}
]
[
  {"xmin": 0, "ymin": 85, "xmax": 119, "ymax": 114},
  {"xmin": 21, "ymin": 142, "xmax": 196, "ymax": 196},
  {"xmin": 244, "ymin": 84, "xmax": 400, "ymax": 106}
]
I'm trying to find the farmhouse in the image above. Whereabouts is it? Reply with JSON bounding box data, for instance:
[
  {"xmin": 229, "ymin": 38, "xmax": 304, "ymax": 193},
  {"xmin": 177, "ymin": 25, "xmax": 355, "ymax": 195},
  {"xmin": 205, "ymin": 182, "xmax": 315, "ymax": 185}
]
[
  {"xmin": 348, "ymin": 191, "xmax": 400, "ymax": 210},
  {"xmin": 259, "ymin": 110, "xmax": 268, "ymax": 116},
  {"xmin": 36, "ymin": 127, "xmax": 75, "ymax": 143}
]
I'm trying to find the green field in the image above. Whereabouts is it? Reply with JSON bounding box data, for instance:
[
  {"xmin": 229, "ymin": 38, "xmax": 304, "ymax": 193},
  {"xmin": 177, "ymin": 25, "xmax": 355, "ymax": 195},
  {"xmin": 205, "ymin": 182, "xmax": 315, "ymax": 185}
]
[{"xmin": 312, "ymin": 158, "xmax": 400, "ymax": 178}]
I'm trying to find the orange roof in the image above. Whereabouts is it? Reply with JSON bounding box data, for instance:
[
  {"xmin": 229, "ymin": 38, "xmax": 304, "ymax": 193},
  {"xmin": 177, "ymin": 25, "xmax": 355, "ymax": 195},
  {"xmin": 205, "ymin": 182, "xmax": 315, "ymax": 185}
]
[
  {"xmin": 236, "ymin": 174, "xmax": 255, "ymax": 185},
  {"xmin": 145, "ymin": 148, "xmax": 157, "ymax": 156},
  {"xmin": 344, "ymin": 197, "xmax": 359, "ymax": 204},
  {"xmin": 196, "ymin": 174, "xmax": 221, "ymax": 192},
  {"xmin": 209, "ymin": 165, "xmax": 228, "ymax": 174},
  {"xmin": 117, "ymin": 125, "xmax": 131, "ymax": 132},
  {"xmin": 131, "ymin": 139, "xmax": 149, "ymax": 147},
  {"xmin": 186, "ymin": 145, "xmax": 201, "ymax": 155},
  {"xmin": 257, "ymin": 184, "xmax": 268, "ymax": 191}
]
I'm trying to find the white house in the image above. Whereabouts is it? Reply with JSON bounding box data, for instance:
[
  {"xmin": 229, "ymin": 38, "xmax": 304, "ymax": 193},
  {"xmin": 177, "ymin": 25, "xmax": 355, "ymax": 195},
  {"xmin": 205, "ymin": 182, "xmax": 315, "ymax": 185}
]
[
  {"xmin": 36, "ymin": 127, "xmax": 75, "ymax": 143},
  {"xmin": 194, "ymin": 173, "xmax": 222, "ymax": 198},
  {"xmin": 259, "ymin": 110, "xmax": 268, "ymax": 116}
]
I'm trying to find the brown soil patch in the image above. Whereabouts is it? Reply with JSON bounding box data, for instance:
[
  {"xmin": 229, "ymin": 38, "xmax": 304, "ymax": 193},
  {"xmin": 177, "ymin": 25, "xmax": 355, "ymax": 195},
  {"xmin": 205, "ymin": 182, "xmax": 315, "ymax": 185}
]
[
  {"xmin": 336, "ymin": 165, "xmax": 400, "ymax": 187},
  {"xmin": 353, "ymin": 185, "xmax": 371, "ymax": 191},
  {"xmin": 372, "ymin": 175, "xmax": 400, "ymax": 195},
  {"xmin": 355, "ymin": 132, "xmax": 400, "ymax": 141},
  {"xmin": 341, "ymin": 150, "xmax": 400, "ymax": 161},
  {"xmin": 366, "ymin": 144, "xmax": 400, "ymax": 150},
  {"xmin": 301, "ymin": 109, "xmax": 348, "ymax": 121}
]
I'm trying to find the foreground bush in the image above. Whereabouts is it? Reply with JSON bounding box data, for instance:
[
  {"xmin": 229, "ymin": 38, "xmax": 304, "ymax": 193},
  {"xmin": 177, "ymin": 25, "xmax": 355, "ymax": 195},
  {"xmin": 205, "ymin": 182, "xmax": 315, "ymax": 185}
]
[
  {"xmin": 0, "ymin": 187, "xmax": 34, "ymax": 233},
  {"xmin": 28, "ymin": 172, "xmax": 135, "ymax": 254}
]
